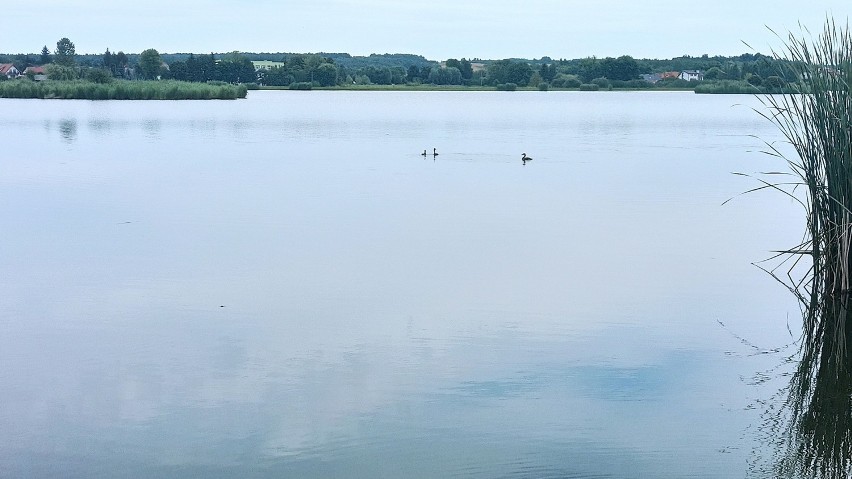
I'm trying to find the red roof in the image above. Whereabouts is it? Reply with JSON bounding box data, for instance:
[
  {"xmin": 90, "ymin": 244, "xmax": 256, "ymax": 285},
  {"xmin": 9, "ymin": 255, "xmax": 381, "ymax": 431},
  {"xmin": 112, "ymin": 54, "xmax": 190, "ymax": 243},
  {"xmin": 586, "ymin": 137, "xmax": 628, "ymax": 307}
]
[
  {"xmin": 0, "ymin": 63, "xmax": 16, "ymax": 75},
  {"xmin": 24, "ymin": 66, "xmax": 46, "ymax": 74}
]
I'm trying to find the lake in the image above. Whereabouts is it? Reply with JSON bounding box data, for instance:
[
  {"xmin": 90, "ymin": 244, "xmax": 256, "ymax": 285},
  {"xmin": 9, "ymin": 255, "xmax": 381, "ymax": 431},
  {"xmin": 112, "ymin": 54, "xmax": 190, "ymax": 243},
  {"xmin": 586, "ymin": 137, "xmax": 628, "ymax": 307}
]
[{"xmin": 0, "ymin": 91, "xmax": 803, "ymax": 478}]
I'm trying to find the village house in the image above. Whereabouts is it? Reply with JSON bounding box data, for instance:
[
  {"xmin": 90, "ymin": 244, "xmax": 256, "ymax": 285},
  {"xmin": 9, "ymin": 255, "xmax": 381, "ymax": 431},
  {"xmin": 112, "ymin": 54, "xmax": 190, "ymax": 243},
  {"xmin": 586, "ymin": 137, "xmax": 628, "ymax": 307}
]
[
  {"xmin": 251, "ymin": 60, "xmax": 287, "ymax": 71},
  {"xmin": 641, "ymin": 73, "xmax": 662, "ymax": 83},
  {"xmin": 23, "ymin": 66, "xmax": 47, "ymax": 81},
  {"xmin": 678, "ymin": 70, "xmax": 703, "ymax": 81},
  {"xmin": 0, "ymin": 63, "xmax": 20, "ymax": 79}
]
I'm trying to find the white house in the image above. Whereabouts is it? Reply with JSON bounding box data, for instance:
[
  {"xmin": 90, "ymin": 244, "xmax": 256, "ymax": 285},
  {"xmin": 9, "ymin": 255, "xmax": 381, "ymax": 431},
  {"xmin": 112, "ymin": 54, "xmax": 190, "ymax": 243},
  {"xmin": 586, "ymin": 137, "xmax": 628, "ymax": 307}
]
[
  {"xmin": 679, "ymin": 70, "xmax": 703, "ymax": 81},
  {"xmin": 252, "ymin": 60, "xmax": 287, "ymax": 71},
  {"xmin": 0, "ymin": 63, "xmax": 19, "ymax": 79}
]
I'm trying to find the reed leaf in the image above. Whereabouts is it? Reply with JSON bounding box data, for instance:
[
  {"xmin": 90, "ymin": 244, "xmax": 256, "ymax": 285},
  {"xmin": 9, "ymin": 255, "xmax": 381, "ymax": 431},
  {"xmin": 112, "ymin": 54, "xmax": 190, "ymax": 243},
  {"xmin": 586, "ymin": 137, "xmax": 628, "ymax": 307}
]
[{"xmin": 753, "ymin": 18, "xmax": 852, "ymax": 479}]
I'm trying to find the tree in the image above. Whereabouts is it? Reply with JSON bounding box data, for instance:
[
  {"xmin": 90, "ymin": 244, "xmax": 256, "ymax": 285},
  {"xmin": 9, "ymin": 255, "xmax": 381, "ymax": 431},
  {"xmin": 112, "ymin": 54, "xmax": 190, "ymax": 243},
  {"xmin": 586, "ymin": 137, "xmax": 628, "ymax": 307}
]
[
  {"xmin": 45, "ymin": 64, "xmax": 78, "ymax": 81},
  {"xmin": 169, "ymin": 61, "xmax": 188, "ymax": 81},
  {"xmin": 600, "ymin": 56, "xmax": 639, "ymax": 81},
  {"xmin": 406, "ymin": 65, "xmax": 420, "ymax": 82},
  {"xmin": 428, "ymin": 66, "xmax": 462, "ymax": 85},
  {"xmin": 703, "ymin": 67, "xmax": 723, "ymax": 80},
  {"xmin": 54, "ymin": 37, "xmax": 76, "ymax": 66},
  {"xmin": 138, "ymin": 48, "xmax": 163, "ymax": 80},
  {"xmin": 577, "ymin": 57, "xmax": 606, "ymax": 82},
  {"xmin": 459, "ymin": 58, "xmax": 473, "ymax": 80},
  {"xmin": 506, "ymin": 62, "xmax": 533, "ymax": 86},
  {"xmin": 40, "ymin": 46, "xmax": 51, "ymax": 65},
  {"xmin": 85, "ymin": 68, "xmax": 113, "ymax": 84},
  {"xmin": 314, "ymin": 63, "xmax": 338, "ymax": 86},
  {"xmin": 539, "ymin": 63, "xmax": 557, "ymax": 82},
  {"xmin": 486, "ymin": 60, "xmax": 512, "ymax": 85}
]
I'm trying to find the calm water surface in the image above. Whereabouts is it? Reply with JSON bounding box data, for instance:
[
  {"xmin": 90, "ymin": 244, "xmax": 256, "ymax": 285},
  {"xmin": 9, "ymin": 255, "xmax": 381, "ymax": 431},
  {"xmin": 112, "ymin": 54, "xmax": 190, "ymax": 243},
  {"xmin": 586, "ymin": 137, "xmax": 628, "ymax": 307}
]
[{"xmin": 0, "ymin": 91, "xmax": 802, "ymax": 478}]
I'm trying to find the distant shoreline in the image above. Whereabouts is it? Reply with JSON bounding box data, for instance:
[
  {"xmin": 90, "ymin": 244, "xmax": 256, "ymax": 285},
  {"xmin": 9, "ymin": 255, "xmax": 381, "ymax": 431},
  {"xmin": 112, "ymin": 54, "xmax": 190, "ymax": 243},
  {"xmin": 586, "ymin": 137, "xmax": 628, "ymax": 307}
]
[{"xmin": 259, "ymin": 84, "xmax": 698, "ymax": 92}]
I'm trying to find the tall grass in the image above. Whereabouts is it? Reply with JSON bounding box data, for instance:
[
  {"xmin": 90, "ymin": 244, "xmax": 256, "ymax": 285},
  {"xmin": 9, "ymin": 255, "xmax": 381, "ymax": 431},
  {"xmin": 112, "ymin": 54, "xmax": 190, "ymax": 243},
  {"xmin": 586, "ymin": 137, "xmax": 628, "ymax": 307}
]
[
  {"xmin": 0, "ymin": 79, "xmax": 248, "ymax": 100},
  {"xmin": 754, "ymin": 19, "xmax": 852, "ymax": 479},
  {"xmin": 695, "ymin": 80, "xmax": 761, "ymax": 94}
]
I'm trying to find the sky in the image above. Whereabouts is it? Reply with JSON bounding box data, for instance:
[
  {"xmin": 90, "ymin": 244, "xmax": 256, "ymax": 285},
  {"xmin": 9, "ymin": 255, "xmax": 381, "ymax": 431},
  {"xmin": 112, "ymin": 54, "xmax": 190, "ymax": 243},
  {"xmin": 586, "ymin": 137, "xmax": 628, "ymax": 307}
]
[{"xmin": 4, "ymin": 0, "xmax": 851, "ymax": 60}]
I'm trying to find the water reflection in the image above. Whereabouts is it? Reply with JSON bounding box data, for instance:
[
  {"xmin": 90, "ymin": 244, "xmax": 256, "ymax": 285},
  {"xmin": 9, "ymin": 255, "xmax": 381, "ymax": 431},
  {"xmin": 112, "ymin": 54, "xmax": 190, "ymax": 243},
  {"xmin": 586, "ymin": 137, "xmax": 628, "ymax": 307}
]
[
  {"xmin": 143, "ymin": 119, "xmax": 161, "ymax": 139},
  {"xmin": 754, "ymin": 310, "xmax": 852, "ymax": 478},
  {"xmin": 0, "ymin": 91, "xmax": 797, "ymax": 478},
  {"xmin": 59, "ymin": 118, "xmax": 77, "ymax": 143}
]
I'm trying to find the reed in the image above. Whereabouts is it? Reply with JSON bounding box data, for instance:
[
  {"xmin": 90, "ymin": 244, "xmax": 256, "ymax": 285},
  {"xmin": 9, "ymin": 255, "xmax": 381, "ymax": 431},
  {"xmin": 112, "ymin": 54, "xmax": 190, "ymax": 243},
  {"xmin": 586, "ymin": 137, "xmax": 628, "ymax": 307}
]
[
  {"xmin": 694, "ymin": 80, "xmax": 761, "ymax": 94},
  {"xmin": 0, "ymin": 79, "xmax": 248, "ymax": 100},
  {"xmin": 755, "ymin": 19, "xmax": 852, "ymax": 478}
]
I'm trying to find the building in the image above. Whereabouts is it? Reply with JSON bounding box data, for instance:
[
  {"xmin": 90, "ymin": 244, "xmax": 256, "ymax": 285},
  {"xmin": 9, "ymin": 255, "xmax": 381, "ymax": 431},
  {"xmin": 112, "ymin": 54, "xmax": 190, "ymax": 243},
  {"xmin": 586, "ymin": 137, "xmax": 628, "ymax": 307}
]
[
  {"xmin": 23, "ymin": 66, "xmax": 47, "ymax": 81},
  {"xmin": 252, "ymin": 61, "xmax": 287, "ymax": 71},
  {"xmin": 0, "ymin": 63, "xmax": 19, "ymax": 79},
  {"xmin": 641, "ymin": 73, "xmax": 662, "ymax": 83},
  {"xmin": 679, "ymin": 70, "xmax": 703, "ymax": 81}
]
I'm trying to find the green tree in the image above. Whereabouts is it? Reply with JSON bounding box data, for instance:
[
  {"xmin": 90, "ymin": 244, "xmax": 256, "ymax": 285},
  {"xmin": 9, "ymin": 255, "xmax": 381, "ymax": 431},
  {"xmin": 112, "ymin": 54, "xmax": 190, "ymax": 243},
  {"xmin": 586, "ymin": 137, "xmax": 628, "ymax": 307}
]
[
  {"xmin": 45, "ymin": 63, "xmax": 79, "ymax": 81},
  {"xmin": 115, "ymin": 51, "xmax": 128, "ymax": 68},
  {"xmin": 138, "ymin": 48, "xmax": 163, "ymax": 80},
  {"xmin": 40, "ymin": 46, "xmax": 51, "ymax": 65},
  {"xmin": 577, "ymin": 57, "xmax": 603, "ymax": 82},
  {"xmin": 85, "ymin": 68, "xmax": 113, "ymax": 84},
  {"xmin": 506, "ymin": 62, "xmax": 533, "ymax": 86},
  {"xmin": 54, "ymin": 37, "xmax": 76, "ymax": 66},
  {"xmin": 406, "ymin": 65, "xmax": 420, "ymax": 82},
  {"xmin": 458, "ymin": 58, "xmax": 473, "ymax": 80},
  {"xmin": 314, "ymin": 63, "xmax": 338, "ymax": 86},
  {"xmin": 428, "ymin": 66, "xmax": 462, "ymax": 85},
  {"xmin": 262, "ymin": 66, "xmax": 293, "ymax": 86},
  {"xmin": 606, "ymin": 55, "xmax": 639, "ymax": 81},
  {"xmin": 703, "ymin": 66, "xmax": 724, "ymax": 80},
  {"xmin": 486, "ymin": 60, "xmax": 512, "ymax": 85}
]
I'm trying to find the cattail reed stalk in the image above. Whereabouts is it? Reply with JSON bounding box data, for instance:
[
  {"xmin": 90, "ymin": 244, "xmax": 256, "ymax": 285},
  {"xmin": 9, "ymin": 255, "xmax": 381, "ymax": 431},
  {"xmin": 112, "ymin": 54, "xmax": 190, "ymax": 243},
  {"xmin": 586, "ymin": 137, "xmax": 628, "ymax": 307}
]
[{"xmin": 756, "ymin": 18, "xmax": 852, "ymax": 479}]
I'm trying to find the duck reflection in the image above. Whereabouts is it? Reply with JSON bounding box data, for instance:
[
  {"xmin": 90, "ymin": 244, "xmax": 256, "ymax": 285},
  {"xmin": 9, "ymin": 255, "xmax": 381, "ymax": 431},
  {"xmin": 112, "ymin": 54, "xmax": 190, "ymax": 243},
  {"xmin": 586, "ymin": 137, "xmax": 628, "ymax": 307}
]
[{"xmin": 58, "ymin": 118, "xmax": 77, "ymax": 143}]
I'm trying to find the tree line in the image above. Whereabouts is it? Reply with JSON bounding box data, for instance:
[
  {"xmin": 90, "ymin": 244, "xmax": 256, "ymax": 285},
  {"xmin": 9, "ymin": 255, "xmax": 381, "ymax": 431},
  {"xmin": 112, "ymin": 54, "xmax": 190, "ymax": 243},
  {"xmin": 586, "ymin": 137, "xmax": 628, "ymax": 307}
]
[{"xmin": 0, "ymin": 37, "xmax": 799, "ymax": 91}]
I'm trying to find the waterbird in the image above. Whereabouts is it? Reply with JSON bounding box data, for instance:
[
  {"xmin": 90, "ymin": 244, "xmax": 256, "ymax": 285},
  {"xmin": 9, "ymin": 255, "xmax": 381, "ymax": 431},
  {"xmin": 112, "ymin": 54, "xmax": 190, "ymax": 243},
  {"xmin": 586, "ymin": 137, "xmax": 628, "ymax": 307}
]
[
  {"xmin": 433, "ymin": 148, "xmax": 439, "ymax": 156},
  {"xmin": 422, "ymin": 149, "xmax": 428, "ymax": 157},
  {"xmin": 521, "ymin": 153, "xmax": 533, "ymax": 163}
]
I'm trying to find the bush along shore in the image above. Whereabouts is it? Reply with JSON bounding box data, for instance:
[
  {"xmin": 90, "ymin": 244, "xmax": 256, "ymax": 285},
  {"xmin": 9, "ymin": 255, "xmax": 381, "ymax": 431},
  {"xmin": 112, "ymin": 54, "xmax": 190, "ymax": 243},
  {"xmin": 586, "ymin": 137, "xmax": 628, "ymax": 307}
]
[{"xmin": 0, "ymin": 79, "xmax": 248, "ymax": 100}]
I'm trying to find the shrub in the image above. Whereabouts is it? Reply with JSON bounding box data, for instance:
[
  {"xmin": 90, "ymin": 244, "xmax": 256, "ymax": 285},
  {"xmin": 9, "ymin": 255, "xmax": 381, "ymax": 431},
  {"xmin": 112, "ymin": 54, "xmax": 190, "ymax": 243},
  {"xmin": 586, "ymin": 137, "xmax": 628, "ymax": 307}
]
[
  {"xmin": 763, "ymin": 75, "xmax": 786, "ymax": 91},
  {"xmin": 550, "ymin": 74, "xmax": 582, "ymax": 88},
  {"xmin": 288, "ymin": 82, "xmax": 313, "ymax": 90},
  {"xmin": 85, "ymin": 68, "xmax": 113, "ymax": 84},
  {"xmin": 538, "ymin": 82, "xmax": 549, "ymax": 91},
  {"xmin": 746, "ymin": 74, "xmax": 762, "ymax": 86},
  {"xmin": 610, "ymin": 79, "xmax": 653, "ymax": 89},
  {"xmin": 590, "ymin": 77, "xmax": 611, "ymax": 89},
  {"xmin": 496, "ymin": 82, "xmax": 517, "ymax": 91},
  {"xmin": 578, "ymin": 83, "xmax": 599, "ymax": 91}
]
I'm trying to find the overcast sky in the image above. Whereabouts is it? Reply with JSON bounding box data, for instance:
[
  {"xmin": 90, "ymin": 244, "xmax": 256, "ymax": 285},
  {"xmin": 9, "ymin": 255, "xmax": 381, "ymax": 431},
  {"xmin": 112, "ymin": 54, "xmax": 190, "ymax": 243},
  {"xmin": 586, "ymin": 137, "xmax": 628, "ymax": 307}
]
[{"xmin": 5, "ymin": 1, "xmax": 851, "ymax": 60}]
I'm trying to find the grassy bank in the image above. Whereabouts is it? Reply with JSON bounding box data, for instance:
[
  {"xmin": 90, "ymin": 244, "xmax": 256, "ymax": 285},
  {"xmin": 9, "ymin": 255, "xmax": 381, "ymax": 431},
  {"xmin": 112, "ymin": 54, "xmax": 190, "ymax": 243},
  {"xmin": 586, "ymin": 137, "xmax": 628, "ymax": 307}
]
[{"xmin": 0, "ymin": 79, "xmax": 248, "ymax": 100}]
